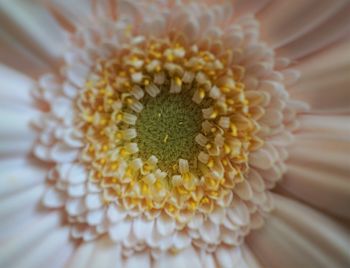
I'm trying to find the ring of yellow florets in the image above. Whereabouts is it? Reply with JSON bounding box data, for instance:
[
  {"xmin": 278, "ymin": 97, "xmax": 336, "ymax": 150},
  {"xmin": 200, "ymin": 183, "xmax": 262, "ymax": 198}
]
[{"xmin": 76, "ymin": 37, "xmax": 263, "ymax": 220}]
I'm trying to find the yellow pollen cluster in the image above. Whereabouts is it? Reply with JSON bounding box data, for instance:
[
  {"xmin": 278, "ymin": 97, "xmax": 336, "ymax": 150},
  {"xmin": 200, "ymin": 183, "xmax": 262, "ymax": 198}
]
[{"xmin": 76, "ymin": 36, "xmax": 264, "ymax": 220}]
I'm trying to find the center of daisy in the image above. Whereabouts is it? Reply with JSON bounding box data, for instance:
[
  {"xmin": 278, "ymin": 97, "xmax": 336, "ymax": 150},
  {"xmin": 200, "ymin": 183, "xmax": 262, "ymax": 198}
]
[
  {"xmin": 78, "ymin": 36, "xmax": 262, "ymax": 216},
  {"xmin": 136, "ymin": 90, "xmax": 202, "ymax": 168}
]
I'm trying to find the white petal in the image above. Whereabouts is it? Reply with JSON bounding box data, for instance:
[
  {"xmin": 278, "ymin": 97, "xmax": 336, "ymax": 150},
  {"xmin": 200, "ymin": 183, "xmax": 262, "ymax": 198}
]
[
  {"xmin": 215, "ymin": 246, "xmax": 249, "ymax": 268},
  {"xmin": 85, "ymin": 238, "xmax": 122, "ymax": 268},
  {"xmin": 67, "ymin": 164, "xmax": 88, "ymax": 184},
  {"xmin": 172, "ymin": 231, "xmax": 191, "ymax": 250},
  {"xmin": 65, "ymin": 239, "xmax": 96, "ymax": 268},
  {"xmin": 227, "ymin": 201, "xmax": 250, "ymax": 226},
  {"xmin": 107, "ymin": 204, "xmax": 126, "ymax": 223},
  {"xmin": 50, "ymin": 142, "xmax": 79, "ymax": 162},
  {"xmin": 85, "ymin": 193, "xmax": 103, "ymax": 210},
  {"xmin": 154, "ymin": 246, "xmax": 202, "ymax": 268},
  {"xmin": 248, "ymin": 194, "xmax": 350, "ymax": 267},
  {"xmin": 87, "ymin": 209, "xmax": 105, "ymax": 225},
  {"xmin": 0, "ymin": 213, "xmax": 61, "ymax": 266},
  {"xmin": 65, "ymin": 198, "xmax": 85, "ymax": 216},
  {"xmin": 234, "ymin": 180, "xmax": 253, "ymax": 200},
  {"xmin": 109, "ymin": 219, "xmax": 132, "ymax": 242},
  {"xmin": 9, "ymin": 227, "xmax": 71, "ymax": 268},
  {"xmin": 42, "ymin": 187, "xmax": 65, "ymax": 208},
  {"xmin": 133, "ymin": 216, "xmax": 154, "ymax": 241},
  {"xmin": 198, "ymin": 220, "xmax": 220, "ymax": 244},
  {"xmin": 156, "ymin": 212, "xmax": 176, "ymax": 236},
  {"xmin": 124, "ymin": 252, "xmax": 151, "ymax": 268}
]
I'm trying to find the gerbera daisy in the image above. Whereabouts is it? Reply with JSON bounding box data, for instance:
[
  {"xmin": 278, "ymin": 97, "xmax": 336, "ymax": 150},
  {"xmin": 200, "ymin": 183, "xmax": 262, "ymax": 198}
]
[{"xmin": 0, "ymin": 0, "xmax": 349, "ymax": 267}]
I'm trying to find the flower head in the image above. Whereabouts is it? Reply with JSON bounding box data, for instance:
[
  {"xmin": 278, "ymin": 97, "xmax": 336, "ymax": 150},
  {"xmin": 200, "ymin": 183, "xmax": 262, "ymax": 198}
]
[{"xmin": 1, "ymin": 0, "xmax": 350, "ymax": 267}]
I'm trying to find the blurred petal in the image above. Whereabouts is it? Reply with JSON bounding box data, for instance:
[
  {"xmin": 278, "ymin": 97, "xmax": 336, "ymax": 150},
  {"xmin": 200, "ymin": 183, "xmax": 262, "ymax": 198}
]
[
  {"xmin": 248, "ymin": 194, "xmax": 350, "ymax": 268},
  {"xmin": 290, "ymin": 40, "xmax": 350, "ymax": 113},
  {"xmin": 258, "ymin": 0, "xmax": 348, "ymax": 49},
  {"xmin": 280, "ymin": 116, "xmax": 350, "ymax": 219},
  {"xmin": 0, "ymin": 0, "xmax": 66, "ymax": 69},
  {"xmin": 276, "ymin": 2, "xmax": 350, "ymax": 59}
]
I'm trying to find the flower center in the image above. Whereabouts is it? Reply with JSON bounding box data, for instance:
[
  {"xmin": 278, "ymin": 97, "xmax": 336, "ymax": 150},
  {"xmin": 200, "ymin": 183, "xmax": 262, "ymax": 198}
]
[
  {"xmin": 136, "ymin": 89, "xmax": 202, "ymax": 170},
  {"xmin": 76, "ymin": 36, "xmax": 263, "ymax": 219}
]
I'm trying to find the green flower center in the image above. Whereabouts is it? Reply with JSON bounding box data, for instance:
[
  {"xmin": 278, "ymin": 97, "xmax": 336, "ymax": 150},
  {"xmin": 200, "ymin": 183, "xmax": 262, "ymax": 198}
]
[{"xmin": 136, "ymin": 89, "xmax": 202, "ymax": 169}]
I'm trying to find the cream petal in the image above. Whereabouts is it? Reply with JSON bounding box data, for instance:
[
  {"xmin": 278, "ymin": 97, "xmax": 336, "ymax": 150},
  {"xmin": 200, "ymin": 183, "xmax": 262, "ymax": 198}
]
[
  {"xmin": 0, "ymin": 213, "xmax": 56, "ymax": 262},
  {"xmin": 156, "ymin": 212, "xmax": 176, "ymax": 236},
  {"xmin": 293, "ymin": 39, "xmax": 350, "ymax": 81},
  {"xmin": 248, "ymin": 194, "xmax": 350, "ymax": 267},
  {"xmin": 0, "ymin": 36, "xmax": 47, "ymax": 77},
  {"xmin": 208, "ymin": 205, "xmax": 226, "ymax": 225},
  {"xmin": 133, "ymin": 216, "xmax": 154, "ymax": 241},
  {"xmin": 188, "ymin": 213, "xmax": 204, "ymax": 229},
  {"xmin": 227, "ymin": 201, "xmax": 250, "ymax": 226},
  {"xmin": 66, "ymin": 197, "xmax": 86, "ymax": 216},
  {"xmin": 241, "ymin": 244, "xmax": 263, "ymax": 268},
  {"xmin": 42, "ymin": 187, "xmax": 65, "ymax": 208},
  {"xmin": 8, "ymin": 227, "xmax": 71, "ymax": 268},
  {"xmin": 247, "ymin": 169, "xmax": 265, "ymax": 192},
  {"xmin": 290, "ymin": 40, "xmax": 350, "ymax": 113},
  {"xmin": 0, "ymin": 109, "xmax": 37, "ymax": 140},
  {"xmin": 214, "ymin": 246, "xmax": 249, "ymax": 268},
  {"xmin": 0, "ymin": 64, "xmax": 33, "ymax": 105},
  {"xmin": 220, "ymin": 226, "xmax": 240, "ymax": 246},
  {"xmin": 258, "ymin": 0, "xmax": 347, "ymax": 48},
  {"xmin": 0, "ymin": 212, "xmax": 61, "ymax": 266},
  {"xmin": 67, "ymin": 183, "xmax": 86, "ymax": 197},
  {"xmin": 0, "ymin": 185, "xmax": 45, "ymax": 238},
  {"xmin": 50, "ymin": 142, "xmax": 79, "ymax": 163},
  {"xmin": 172, "ymin": 231, "xmax": 191, "ymax": 250},
  {"xmin": 48, "ymin": 240, "xmax": 75, "ymax": 268},
  {"xmin": 199, "ymin": 250, "xmax": 217, "ymax": 268},
  {"xmin": 66, "ymin": 239, "xmax": 96, "ymax": 268},
  {"xmin": 0, "ymin": 139, "xmax": 34, "ymax": 157},
  {"xmin": 51, "ymin": 0, "xmax": 91, "ymax": 27},
  {"xmin": 0, "ymin": 1, "xmax": 64, "ymax": 67},
  {"xmin": 283, "ymin": 162, "xmax": 350, "ymax": 219},
  {"xmin": 199, "ymin": 219, "xmax": 220, "ymax": 244},
  {"xmin": 85, "ymin": 193, "xmax": 103, "ymax": 210},
  {"xmin": 234, "ymin": 0, "xmax": 271, "ymax": 15},
  {"xmin": 124, "ymin": 251, "xmax": 151, "ymax": 268},
  {"xmin": 154, "ymin": 246, "xmax": 202, "ymax": 268},
  {"xmin": 86, "ymin": 208, "xmax": 105, "ymax": 225},
  {"xmin": 109, "ymin": 218, "xmax": 132, "ymax": 242},
  {"xmin": 249, "ymin": 148, "xmax": 274, "ymax": 170},
  {"xmin": 299, "ymin": 114, "xmax": 350, "ymax": 138},
  {"xmin": 234, "ymin": 180, "xmax": 253, "ymax": 201},
  {"xmin": 118, "ymin": 0, "xmax": 142, "ymax": 24},
  {"xmin": 83, "ymin": 227, "xmax": 99, "ymax": 241},
  {"xmin": 276, "ymin": 3, "xmax": 350, "ymax": 59},
  {"xmin": 107, "ymin": 204, "xmax": 127, "ymax": 223},
  {"xmin": 67, "ymin": 163, "xmax": 88, "ymax": 184},
  {"xmin": 0, "ymin": 165, "xmax": 46, "ymax": 197},
  {"xmin": 66, "ymin": 63, "xmax": 90, "ymax": 88},
  {"xmin": 86, "ymin": 238, "xmax": 122, "ymax": 268}
]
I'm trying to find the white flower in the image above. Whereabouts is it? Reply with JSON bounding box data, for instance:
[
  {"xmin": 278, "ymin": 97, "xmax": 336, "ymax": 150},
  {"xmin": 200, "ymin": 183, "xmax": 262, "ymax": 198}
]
[{"xmin": 0, "ymin": 0, "xmax": 349, "ymax": 267}]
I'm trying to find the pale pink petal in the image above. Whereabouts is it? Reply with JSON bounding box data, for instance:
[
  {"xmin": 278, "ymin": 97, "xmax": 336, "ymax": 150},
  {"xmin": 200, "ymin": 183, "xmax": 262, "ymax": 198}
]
[
  {"xmin": 247, "ymin": 194, "xmax": 350, "ymax": 267},
  {"xmin": 0, "ymin": 212, "xmax": 61, "ymax": 266},
  {"xmin": 275, "ymin": 3, "xmax": 350, "ymax": 59},
  {"xmin": 282, "ymin": 136, "xmax": 350, "ymax": 219},
  {"xmin": 85, "ymin": 238, "xmax": 122, "ymax": 268},
  {"xmin": 258, "ymin": 0, "xmax": 348, "ymax": 48},
  {"xmin": 124, "ymin": 251, "xmax": 151, "ymax": 268},
  {"xmin": 0, "ymin": 0, "xmax": 66, "ymax": 67},
  {"xmin": 290, "ymin": 39, "xmax": 350, "ymax": 113},
  {"xmin": 65, "ymin": 240, "xmax": 96, "ymax": 268},
  {"xmin": 154, "ymin": 246, "xmax": 202, "ymax": 268}
]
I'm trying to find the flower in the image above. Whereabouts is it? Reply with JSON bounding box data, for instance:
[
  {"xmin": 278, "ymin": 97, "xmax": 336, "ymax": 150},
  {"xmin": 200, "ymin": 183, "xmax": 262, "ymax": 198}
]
[{"xmin": 1, "ymin": 0, "xmax": 350, "ymax": 267}]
